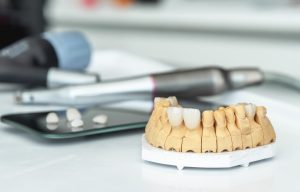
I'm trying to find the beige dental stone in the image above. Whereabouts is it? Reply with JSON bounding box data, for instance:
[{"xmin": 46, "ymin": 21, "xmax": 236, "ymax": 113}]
[
  {"xmin": 245, "ymin": 104, "xmax": 264, "ymax": 147},
  {"xmin": 255, "ymin": 106, "xmax": 276, "ymax": 145},
  {"xmin": 233, "ymin": 104, "xmax": 253, "ymax": 149},
  {"xmin": 164, "ymin": 107, "xmax": 186, "ymax": 152},
  {"xmin": 145, "ymin": 98, "xmax": 170, "ymax": 144},
  {"xmin": 153, "ymin": 107, "xmax": 172, "ymax": 148},
  {"xmin": 145, "ymin": 96, "xmax": 276, "ymax": 155},
  {"xmin": 181, "ymin": 108, "xmax": 202, "ymax": 153},
  {"xmin": 201, "ymin": 110, "xmax": 217, "ymax": 153},
  {"xmin": 224, "ymin": 107, "xmax": 243, "ymax": 151},
  {"xmin": 214, "ymin": 109, "xmax": 233, "ymax": 152},
  {"xmin": 164, "ymin": 124, "xmax": 186, "ymax": 152},
  {"xmin": 145, "ymin": 97, "xmax": 163, "ymax": 141}
]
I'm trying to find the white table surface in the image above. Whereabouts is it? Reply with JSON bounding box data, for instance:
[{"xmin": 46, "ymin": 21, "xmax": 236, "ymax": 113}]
[
  {"xmin": 1, "ymin": 51, "xmax": 300, "ymax": 192},
  {"xmin": 1, "ymin": 87, "xmax": 299, "ymax": 192}
]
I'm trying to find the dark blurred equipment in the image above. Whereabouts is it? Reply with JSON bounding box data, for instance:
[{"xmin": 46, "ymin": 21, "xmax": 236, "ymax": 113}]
[
  {"xmin": 0, "ymin": 59, "xmax": 99, "ymax": 88},
  {"xmin": 0, "ymin": 0, "xmax": 47, "ymax": 48},
  {"xmin": 0, "ymin": 31, "xmax": 98, "ymax": 87},
  {"xmin": 0, "ymin": 31, "xmax": 91, "ymax": 70}
]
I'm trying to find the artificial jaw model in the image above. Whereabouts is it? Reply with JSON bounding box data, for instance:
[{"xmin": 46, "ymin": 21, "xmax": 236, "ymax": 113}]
[{"xmin": 145, "ymin": 97, "xmax": 276, "ymax": 153}]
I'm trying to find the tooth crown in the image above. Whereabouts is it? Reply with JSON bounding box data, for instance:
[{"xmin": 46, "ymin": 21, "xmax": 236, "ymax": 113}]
[{"xmin": 145, "ymin": 97, "xmax": 276, "ymax": 153}]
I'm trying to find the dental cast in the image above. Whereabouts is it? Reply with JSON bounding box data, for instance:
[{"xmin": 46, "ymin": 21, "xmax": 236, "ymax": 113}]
[{"xmin": 145, "ymin": 97, "xmax": 276, "ymax": 153}]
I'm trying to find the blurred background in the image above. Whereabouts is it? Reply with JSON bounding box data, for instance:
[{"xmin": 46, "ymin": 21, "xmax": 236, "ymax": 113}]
[
  {"xmin": 1, "ymin": 2, "xmax": 300, "ymax": 191},
  {"xmin": 1, "ymin": 0, "xmax": 300, "ymax": 79}
]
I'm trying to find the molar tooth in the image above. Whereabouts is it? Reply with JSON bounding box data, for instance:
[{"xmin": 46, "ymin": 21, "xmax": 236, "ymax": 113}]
[
  {"xmin": 246, "ymin": 104, "xmax": 264, "ymax": 147},
  {"xmin": 167, "ymin": 107, "xmax": 183, "ymax": 127},
  {"xmin": 167, "ymin": 96, "xmax": 178, "ymax": 106},
  {"xmin": 183, "ymin": 108, "xmax": 201, "ymax": 129},
  {"xmin": 255, "ymin": 106, "xmax": 276, "ymax": 145},
  {"xmin": 245, "ymin": 103, "xmax": 256, "ymax": 118}
]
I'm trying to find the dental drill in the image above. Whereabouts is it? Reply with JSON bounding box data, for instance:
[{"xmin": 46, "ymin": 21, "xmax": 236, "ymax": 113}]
[{"xmin": 15, "ymin": 67, "xmax": 264, "ymax": 105}]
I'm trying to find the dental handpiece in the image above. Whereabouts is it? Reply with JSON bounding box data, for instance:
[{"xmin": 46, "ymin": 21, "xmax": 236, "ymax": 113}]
[{"xmin": 16, "ymin": 67, "xmax": 264, "ymax": 105}]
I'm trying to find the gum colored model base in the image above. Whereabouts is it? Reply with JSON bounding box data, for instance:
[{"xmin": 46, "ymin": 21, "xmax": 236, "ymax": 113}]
[{"xmin": 141, "ymin": 135, "xmax": 275, "ymax": 170}]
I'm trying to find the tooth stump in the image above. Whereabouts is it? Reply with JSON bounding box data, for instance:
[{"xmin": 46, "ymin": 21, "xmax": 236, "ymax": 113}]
[
  {"xmin": 202, "ymin": 110, "xmax": 217, "ymax": 153},
  {"xmin": 245, "ymin": 104, "xmax": 264, "ymax": 147},
  {"xmin": 182, "ymin": 108, "xmax": 202, "ymax": 153},
  {"xmin": 164, "ymin": 107, "xmax": 186, "ymax": 152},
  {"xmin": 255, "ymin": 106, "xmax": 276, "ymax": 145},
  {"xmin": 214, "ymin": 109, "xmax": 233, "ymax": 152},
  {"xmin": 224, "ymin": 107, "xmax": 243, "ymax": 151},
  {"xmin": 233, "ymin": 104, "xmax": 253, "ymax": 149}
]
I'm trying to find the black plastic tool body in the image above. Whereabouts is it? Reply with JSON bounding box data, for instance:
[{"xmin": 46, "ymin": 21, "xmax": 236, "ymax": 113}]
[{"xmin": 152, "ymin": 67, "xmax": 264, "ymax": 97}]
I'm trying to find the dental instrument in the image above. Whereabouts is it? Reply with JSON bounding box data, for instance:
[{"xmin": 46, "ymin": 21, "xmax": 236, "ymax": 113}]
[{"xmin": 15, "ymin": 66, "xmax": 263, "ymax": 105}]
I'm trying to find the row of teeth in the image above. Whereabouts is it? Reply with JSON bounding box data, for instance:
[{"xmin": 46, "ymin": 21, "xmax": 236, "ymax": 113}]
[
  {"xmin": 157, "ymin": 96, "xmax": 258, "ymax": 130},
  {"xmin": 166, "ymin": 104, "xmax": 257, "ymax": 129},
  {"xmin": 146, "ymin": 96, "xmax": 276, "ymax": 153}
]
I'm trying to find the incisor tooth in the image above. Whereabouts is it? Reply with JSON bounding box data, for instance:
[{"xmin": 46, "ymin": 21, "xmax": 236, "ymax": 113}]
[
  {"xmin": 183, "ymin": 108, "xmax": 201, "ymax": 129},
  {"xmin": 214, "ymin": 109, "xmax": 232, "ymax": 152},
  {"xmin": 255, "ymin": 106, "xmax": 276, "ymax": 145},
  {"xmin": 167, "ymin": 107, "xmax": 183, "ymax": 127},
  {"xmin": 164, "ymin": 107, "xmax": 186, "ymax": 152},
  {"xmin": 167, "ymin": 96, "xmax": 178, "ymax": 106},
  {"xmin": 245, "ymin": 104, "xmax": 264, "ymax": 147},
  {"xmin": 201, "ymin": 110, "xmax": 217, "ymax": 153},
  {"xmin": 233, "ymin": 104, "xmax": 253, "ymax": 149},
  {"xmin": 224, "ymin": 107, "xmax": 243, "ymax": 151},
  {"xmin": 182, "ymin": 108, "xmax": 202, "ymax": 153}
]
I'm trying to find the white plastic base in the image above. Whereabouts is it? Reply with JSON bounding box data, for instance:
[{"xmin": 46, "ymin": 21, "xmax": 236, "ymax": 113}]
[{"xmin": 141, "ymin": 135, "xmax": 275, "ymax": 170}]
